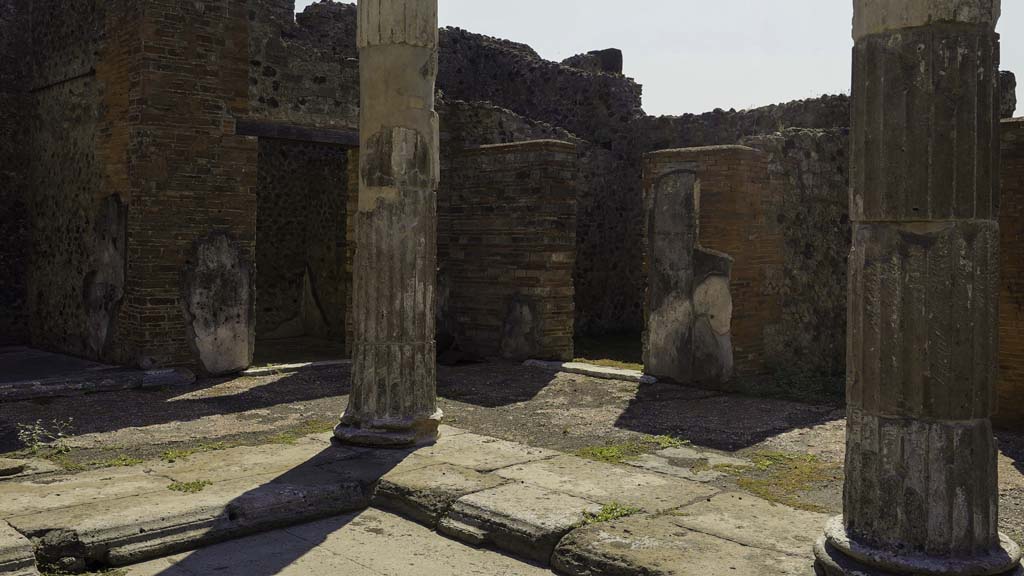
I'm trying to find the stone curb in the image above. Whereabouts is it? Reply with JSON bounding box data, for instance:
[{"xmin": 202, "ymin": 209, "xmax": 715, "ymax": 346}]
[
  {"xmin": 240, "ymin": 360, "xmax": 352, "ymax": 378},
  {"xmin": 523, "ymin": 360, "xmax": 657, "ymax": 384},
  {"xmin": 0, "ymin": 520, "xmax": 37, "ymax": 576},
  {"xmin": 0, "ymin": 368, "xmax": 196, "ymax": 403}
]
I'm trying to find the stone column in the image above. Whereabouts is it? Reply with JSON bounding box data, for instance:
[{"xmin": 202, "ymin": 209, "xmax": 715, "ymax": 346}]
[
  {"xmin": 335, "ymin": 0, "xmax": 442, "ymax": 447},
  {"xmin": 815, "ymin": 1, "xmax": 1022, "ymax": 575}
]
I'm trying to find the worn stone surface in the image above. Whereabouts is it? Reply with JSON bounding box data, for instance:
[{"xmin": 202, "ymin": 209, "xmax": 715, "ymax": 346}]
[
  {"xmin": 674, "ymin": 492, "xmax": 828, "ymax": 557},
  {"xmin": 494, "ymin": 455, "xmax": 718, "ymax": 513},
  {"xmin": 626, "ymin": 445, "xmax": 749, "ymax": 483},
  {"xmin": 374, "ymin": 463, "xmax": 507, "ymax": 527},
  {"xmin": 642, "ymin": 152, "xmax": 735, "ymax": 386},
  {"xmin": 182, "ymin": 234, "xmax": 255, "ymax": 376},
  {"xmin": 440, "ymin": 482, "xmax": 602, "ymax": 565},
  {"xmin": 1004, "ymin": 72, "xmax": 1018, "ymax": 119},
  {"xmin": 823, "ymin": 2, "xmax": 1020, "ymax": 573},
  {"xmin": 123, "ymin": 509, "xmax": 555, "ymax": 576},
  {"xmin": 999, "ymin": 118, "xmax": 1024, "ymax": 429},
  {"xmin": 413, "ymin": 431, "xmax": 557, "ymax": 473},
  {"xmin": 553, "ymin": 513, "xmax": 812, "ymax": 576},
  {"xmin": 336, "ymin": 0, "xmax": 442, "ymax": 448},
  {"xmin": 0, "ymin": 519, "xmax": 36, "ymax": 576},
  {"xmin": 0, "ymin": 458, "xmax": 26, "ymax": 477},
  {"xmin": 523, "ymin": 360, "xmax": 657, "ymax": 384}
]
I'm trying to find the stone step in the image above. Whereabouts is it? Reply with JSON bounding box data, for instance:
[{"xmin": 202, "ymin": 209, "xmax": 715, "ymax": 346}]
[{"xmin": 523, "ymin": 360, "xmax": 656, "ymax": 384}]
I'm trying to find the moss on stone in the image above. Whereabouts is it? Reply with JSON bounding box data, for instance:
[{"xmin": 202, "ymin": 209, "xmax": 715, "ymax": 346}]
[{"xmin": 717, "ymin": 450, "xmax": 838, "ymax": 513}]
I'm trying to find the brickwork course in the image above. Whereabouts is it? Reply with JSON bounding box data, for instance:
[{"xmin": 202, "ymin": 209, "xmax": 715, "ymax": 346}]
[{"xmin": 1000, "ymin": 118, "xmax": 1024, "ymax": 428}]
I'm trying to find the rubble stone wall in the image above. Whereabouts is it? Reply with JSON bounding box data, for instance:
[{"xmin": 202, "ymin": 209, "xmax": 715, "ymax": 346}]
[
  {"xmin": 0, "ymin": 0, "xmax": 29, "ymax": 345},
  {"xmin": 743, "ymin": 129, "xmax": 852, "ymax": 382},
  {"xmin": 256, "ymin": 139, "xmax": 348, "ymax": 342}
]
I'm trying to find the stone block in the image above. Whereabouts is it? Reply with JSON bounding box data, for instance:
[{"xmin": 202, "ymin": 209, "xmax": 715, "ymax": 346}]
[
  {"xmin": 552, "ymin": 513, "xmax": 811, "ymax": 576},
  {"xmin": 0, "ymin": 520, "xmax": 37, "ymax": 576},
  {"xmin": 493, "ymin": 455, "xmax": 717, "ymax": 514},
  {"xmin": 439, "ymin": 482, "xmax": 601, "ymax": 565},
  {"xmin": 374, "ymin": 463, "xmax": 507, "ymax": 527}
]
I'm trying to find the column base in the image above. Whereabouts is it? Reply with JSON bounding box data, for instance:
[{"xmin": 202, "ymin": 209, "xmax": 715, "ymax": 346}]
[
  {"xmin": 814, "ymin": 517, "xmax": 1023, "ymax": 576},
  {"xmin": 333, "ymin": 411, "xmax": 443, "ymax": 448}
]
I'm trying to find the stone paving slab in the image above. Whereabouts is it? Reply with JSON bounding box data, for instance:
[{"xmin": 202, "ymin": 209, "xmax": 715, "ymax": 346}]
[
  {"xmin": 626, "ymin": 444, "xmax": 751, "ymax": 483},
  {"xmin": 0, "ymin": 520, "xmax": 37, "ymax": 576},
  {"xmin": 552, "ymin": 513, "xmax": 814, "ymax": 576},
  {"xmin": 495, "ymin": 454, "xmax": 719, "ymax": 513},
  {"xmin": 374, "ymin": 463, "xmax": 507, "ymax": 527},
  {"xmin": 8, "ymin": 466, "xmax": 374, "ymax": 568},
  {"xmin": 125, "ymin": 509, "xmax": 554, "ymax": 576},
  {"xmin": 0, "ymin": 459, "xmax": 26, "ymax": 477},
  {"xmin": 0, "ymin": 467, "xmax": 173, "ymax": 518},
  {"xmin": 672, "ymin": 492, "xmax": 828, "ymax": 557},
  {"xmin": 439, "ymin": 482, "xmax": 602, "ymax": 565},
  {"xmin": 413, "ymin": 431, "xmax": 558, "ymax": 472},
  {"xmin": 151, "ymin": 440, "xmax": 361, "ymax": 484},
  {"xmin": 524, "ymin": 360, "xmax": 657, "ymax": 384}
]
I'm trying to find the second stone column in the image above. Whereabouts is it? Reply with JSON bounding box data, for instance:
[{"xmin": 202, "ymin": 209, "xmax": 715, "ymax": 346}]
[
  {"xmin": 816, "ymin": 1, "xmax": 1021, "ymax": 574},
  {"xmin": 335, "ymin": 0, "xmax": 443, "ymax": 448}
]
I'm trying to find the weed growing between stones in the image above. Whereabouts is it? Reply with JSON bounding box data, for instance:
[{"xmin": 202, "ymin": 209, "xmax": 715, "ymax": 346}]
[
  {"xmin": 575, "ymin": 435, "xmax": 690, "ymax": 464},
  {"xmin": 716, "ymin": 450, "xmax": 839, "ymax": 512},
  {"xmin": 160, "ymin": 442, "xmax": 230, "ymax": 463},
  {"xmin": 168, "ymin": 480, "xmax": 213, "ymax": 494},
  {"xmin": 90, "ymin": 455, "xmax": 144, "ymax": 468},
  {"xmin": 266, "ymin": 419, "xmax": 336, "ymax": 445},
  {"xmin": 580, "ymin": 502, "xmax": 642, "ymax": 526},
  {"xmin": 16, "ymin": 417, "xmax": 75, "ymax": 455}
]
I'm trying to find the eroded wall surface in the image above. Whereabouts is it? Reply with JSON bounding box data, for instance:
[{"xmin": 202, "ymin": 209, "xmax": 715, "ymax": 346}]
[
  {"xmin": 999, "ymin": 118, "xmax": 1024, "ymax": 428},
  {"xmin": 0, "ymin": 0, "xmax": 28, "ymax": 345},
  {"xmin": 26, "ymin": 0, "xmax": 133, "ymax": 361},
  {"xmin": 438, "ymin": 141, "xmax": 577, "ymax": 361},
  {"xmin": 743, "ymin": 129, "xmax": 852, "ymax": 381},
  {"xmin": 256, "ymin": 139, "xmax": 348, "ymax": 342}
]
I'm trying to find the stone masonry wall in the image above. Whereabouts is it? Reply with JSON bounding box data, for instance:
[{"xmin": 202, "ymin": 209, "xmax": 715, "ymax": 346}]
[
  {"xmin": 123, "ymin": 0, "xmax": 258, "ymax": 373},
  {"xmin": 998, "ymin": 118, "xmax": 1024, "ymax": 428},
  {"xmin": 26, "ymin": 0, "xmax": 133, "ymax": 360},
  {"xmin": 248, "ymin": 0, "xmax": 359, "ymax": 130},
  {"xmin": 256, "ymin": 139, "xmax": 348, "ymax": 342},
  {"xmin": 662, "ymin": 146, "xmax": 783, "ymax": 379},
  {"xmin": 0, "ymin": 0, "xmax": 29, "ymax": 345},
  {"xmin": 743, "ymin": 129, "xmax": 852, "ymax": 382},
  {"xmin": 438, "ymin": 141, "xmax": 577, "ymax": 361}
]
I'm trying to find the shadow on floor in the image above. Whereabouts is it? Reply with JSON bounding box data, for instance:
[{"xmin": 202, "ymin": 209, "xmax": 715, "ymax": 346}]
[
  {"xmin": 614, "ymin": 380, "xmax": 844, "ymax": 452},
  {"xmin": 253, "ymin": 337, "xmax": 347, "ymax": 367},
  {"xmin": 0, "ymin": 368, "xmax": 352, "ymax": 452},
  {"xmin": 437, "ymin": 363, "xmax": 559, "ymax": 408},
  {"xmin": 141, "ymin": 442, "xmax": 408, "ymax": 576}
]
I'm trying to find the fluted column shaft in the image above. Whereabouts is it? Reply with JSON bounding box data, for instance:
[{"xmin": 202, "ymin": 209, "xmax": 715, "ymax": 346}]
[
  {"xmin": 335, "ymin": 0, "xmax": 442, "ymax": 447},
  {"xmin": 815, "ymin": 1, "xmax": 1022, "ymax": 575}
]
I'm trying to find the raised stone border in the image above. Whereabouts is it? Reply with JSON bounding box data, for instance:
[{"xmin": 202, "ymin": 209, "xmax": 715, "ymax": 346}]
[
  {"xmin": 523, "ymin": 359, "xmax": 657, "ymax": 384},
  {"xmin": 0, "ymin": 425, "xmax": 828, "ymax": 575},
  {"xmin": 0, "ymin": 368, "xmax": 196, "ymax": 403},
  {"xmin": 241, "ymin": 360, "xmax": 352, "ymax": 378}
]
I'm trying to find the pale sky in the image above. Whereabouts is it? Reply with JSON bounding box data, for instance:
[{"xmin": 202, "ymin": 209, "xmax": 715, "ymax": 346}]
[{"xmin": 295, "ymin": 0, "xmax": 1021, "ymax": 117}]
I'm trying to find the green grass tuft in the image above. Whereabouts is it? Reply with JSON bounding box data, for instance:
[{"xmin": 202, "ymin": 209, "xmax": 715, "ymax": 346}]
[
  {"xmin": 580, "ymin": 502, "xmax": 642, "ymax": 526},
  {"xmin": 168, "ymin": 480, "xmax": 213, "ymax": 494},
  {"xmin": 575, "ymin": 435, "xmax": 690, "ymax": 464}
]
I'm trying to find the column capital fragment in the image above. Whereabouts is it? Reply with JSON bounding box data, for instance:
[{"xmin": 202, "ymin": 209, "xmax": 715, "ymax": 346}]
[{"xmin": 853, "ymin": 0, "xmax": 1000, "ymax": 40}]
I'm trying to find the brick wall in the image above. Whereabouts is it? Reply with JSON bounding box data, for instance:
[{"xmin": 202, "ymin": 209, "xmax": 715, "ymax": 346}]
[
  {"xmin": 438, "ymin": 141, "xmax": 578, "ymax": 361},
  {"xmin": 120, "ymin": 0, "xmax": 258, "ymax": 368},
  {"xmin": 998, "ymin": 118, "xmax": 1024, "ymax": 428},
  {"xmin": 663, "ymin": 146, "xmax": 784, "ymax": 378},
  {"xmin": 0, "ymin": 0, "xmax": 28, "ymax": 345},
  {"xmin": 255, "ymin": 139, "xmax": 348, "ymax": 342}
]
